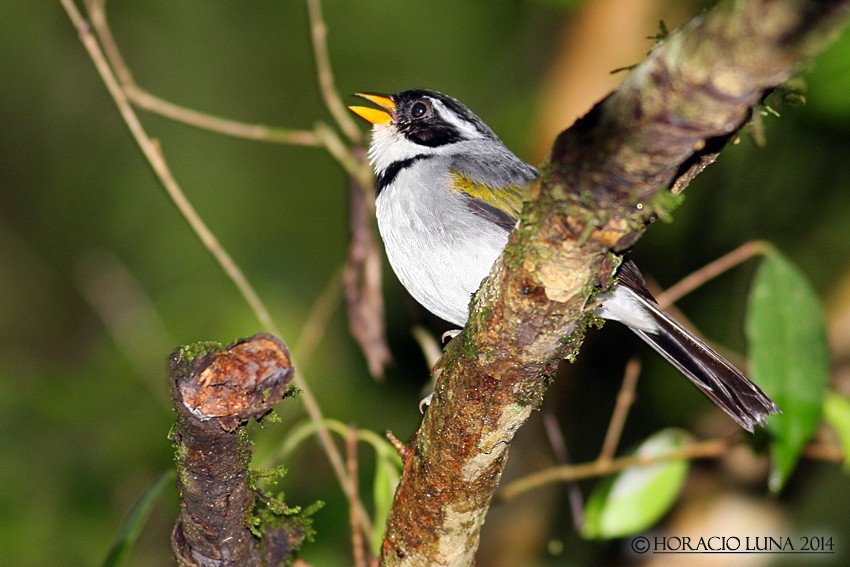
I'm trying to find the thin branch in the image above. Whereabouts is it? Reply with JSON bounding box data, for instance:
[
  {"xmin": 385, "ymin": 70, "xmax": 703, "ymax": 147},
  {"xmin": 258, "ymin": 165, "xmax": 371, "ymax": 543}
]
[
  {"xmin": 498, "ymin": 438, "xmax": 730, "ymax": 502},
  {"xmin": 85, "ymin": 0, "xmax": 132, "ymax": 85},
  {"xmin": 347, "ymin": 426, "xmax": 368, "ymax": 567},
  {"xmin": 61, "ymin": 0, "xmax": 276, "ymax": 334},
  {"xmin": 315, "ymin": 121, "xmax": 373, "ymax": 188},
  {"xmin": 384, "ymin": 430, "xmax": 408, "ymax": 459},
  {"xmin": 655, "ymin": 240, "xmax": 773, "ymax": 309},
  {"xmin": 500, "ymin": 434, "xmax": 847, "ymax": 503},
  {"xmin": 306, "ymin": 0, "xmax": 362, "ymax": 144},
  {"xmin": 541, "ymin": 411, "xmax": 584, "ymax": 531},
  {"xmin": 597, "ymin": 358, "xmax": 641, "ymax": 462},
  {"xmin": 130, "ymin": 86, "xmax": 324, "ymax": 147},
  {"xmin": 293, "ymin": 265, "xmax": 345, "ymax": 368},
  {"xmin": 411, "ymin": 326, "xmax": 444, "ymax": 370},
  {"xmin": 86, "ymin": 0, "xmax": 322, "ymax": 147},
  {"xmin": 61, "ymin": 0, "xmax": 366, "ymax": 541}
]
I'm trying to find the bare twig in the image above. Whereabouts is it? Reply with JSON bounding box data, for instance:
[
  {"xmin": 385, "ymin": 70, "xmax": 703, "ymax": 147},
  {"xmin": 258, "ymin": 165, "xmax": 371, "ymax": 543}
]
[
  {"xmin": 61, "ymin": 0, "xmax": 368, "ymax": 542},
  {"xmin": 61, "ymin": 0, "xmax": 276, "ymax": 334},
  {"xmin": 84, "ymin": 0, "xmax": 385, "ymax": 387},
  {"xmin": 597, "ymin": 358, "xmax": 641, "ymax": 462},
  {"xmin": 306, "ymin": 0, "xmax": 362, "ymax": 144},
  {"xmin": 131, "ymin": 86, "xmax": 324, "ymax": 146},
  {"xmin": 314, "ymin": 121, "xmax": 373, "ymax": 188},
  {"xmin": 293, "ymin": 265, "xmax": 345, "ymax": 368},
  {"xmin": 411, "ymin": 326, "xmax": 444, "ymax": 370},
  {"xmin": 85, "ymin": 0, "xmax": 323, "ymax": 147},
  {"xmin": 655, "ymin": 240, "xmax": 773, "ymax": 308},
  {"xmin": 347, "ymin": 426, "xmax": 368, "ymax": 567},
  {"xmin": 501, "ymin": 433, "xmax": 847, "ymax": 503},
  {"xmin": 499, "ymin": 438, "xmax": 730, "ymax": 502},
  {"xmin": 85, "ymin": 0, "xmax": 132, "ymax": 84},
  {"xmin": 541, "ymin": 412, "xmax": 584, "ymax": 530},
  {"xmin": 384, "ymin": 430, "xmax": 408, "ymax": 459}
]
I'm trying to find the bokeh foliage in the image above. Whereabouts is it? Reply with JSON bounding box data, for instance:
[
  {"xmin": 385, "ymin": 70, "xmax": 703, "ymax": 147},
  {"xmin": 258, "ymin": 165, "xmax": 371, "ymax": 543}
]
[{"xmin": 2, "ymin": 1, "xmax": 850, "ymax": 565}]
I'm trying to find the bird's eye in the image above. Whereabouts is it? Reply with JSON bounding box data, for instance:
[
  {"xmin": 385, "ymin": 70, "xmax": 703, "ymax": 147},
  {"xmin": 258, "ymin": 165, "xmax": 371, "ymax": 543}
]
[{"xmin": 411, "ymin": 101, "xmax": 428, "ymax": 118}]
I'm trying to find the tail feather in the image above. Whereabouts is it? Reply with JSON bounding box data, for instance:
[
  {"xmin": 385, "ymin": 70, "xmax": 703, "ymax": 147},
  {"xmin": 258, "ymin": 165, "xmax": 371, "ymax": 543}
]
[
  {"xmin": 598, "ymin": 261, "xmax": 780, "ymax": 432},
  {"xmin": 629, "ymin": 306, "xmax": 779, "ymax": 432}
]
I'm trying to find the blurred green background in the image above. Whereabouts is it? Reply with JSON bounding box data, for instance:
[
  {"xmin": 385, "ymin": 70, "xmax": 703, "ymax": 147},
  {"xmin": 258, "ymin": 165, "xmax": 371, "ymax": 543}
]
[{"xmin": 2, "ymin": 1, "xmax": 850, "ymax": 565}]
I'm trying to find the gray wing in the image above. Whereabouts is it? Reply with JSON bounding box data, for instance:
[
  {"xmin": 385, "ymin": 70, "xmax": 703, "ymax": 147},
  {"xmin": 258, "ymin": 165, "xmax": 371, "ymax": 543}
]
[
  {"xmin": 448, "ymin": 141, "xmax": 539, "ymax": 230},
  {"xmin": 449, "ymin": 140, "xmax": 539, "ymax": 189}
]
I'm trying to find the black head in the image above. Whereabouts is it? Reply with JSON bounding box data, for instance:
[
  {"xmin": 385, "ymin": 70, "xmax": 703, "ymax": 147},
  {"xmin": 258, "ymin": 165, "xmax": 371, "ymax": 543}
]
[{"xmin": 392, "ymin": 89, "xmax": 498, "ymax": 148}]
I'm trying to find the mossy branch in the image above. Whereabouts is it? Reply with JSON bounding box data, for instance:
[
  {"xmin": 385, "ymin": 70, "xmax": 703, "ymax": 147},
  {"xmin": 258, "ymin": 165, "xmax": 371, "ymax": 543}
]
[
  {"xmin": 379, "ymin": 1, "xmax": 850, "ymax": 564},
  {"xmin": 170, "ymin": 334, "xmax": 309, "ymax": 566}
]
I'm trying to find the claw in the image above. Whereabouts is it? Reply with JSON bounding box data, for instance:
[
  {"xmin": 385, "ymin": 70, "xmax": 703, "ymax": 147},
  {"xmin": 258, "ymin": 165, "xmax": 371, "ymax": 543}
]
[
  {"xmin": 441, "ymin": 329, "xmax": 461, "ymax": 343},
  {"xmin": 419, "ymin": 392, "xmax": 434, "ymax": 413}
]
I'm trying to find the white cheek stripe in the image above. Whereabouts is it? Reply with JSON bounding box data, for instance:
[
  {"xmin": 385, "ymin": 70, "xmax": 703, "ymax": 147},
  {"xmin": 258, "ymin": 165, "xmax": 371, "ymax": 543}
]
[{"xmin": 431, "ymin": 99, "xmax": 480, "ymax": 140}]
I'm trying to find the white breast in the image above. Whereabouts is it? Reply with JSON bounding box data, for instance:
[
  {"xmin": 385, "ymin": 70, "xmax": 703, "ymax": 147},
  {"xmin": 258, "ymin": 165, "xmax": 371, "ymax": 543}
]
[{"xmin": 376, "ymin": 161, "xmax": 509, "ymax": 327}]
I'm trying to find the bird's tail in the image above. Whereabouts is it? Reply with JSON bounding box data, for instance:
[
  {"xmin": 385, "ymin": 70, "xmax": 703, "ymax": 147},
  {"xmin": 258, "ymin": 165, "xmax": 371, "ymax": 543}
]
[{"xmin": 598, "ymin": 261, "xmax": 780, "ymax": 432}]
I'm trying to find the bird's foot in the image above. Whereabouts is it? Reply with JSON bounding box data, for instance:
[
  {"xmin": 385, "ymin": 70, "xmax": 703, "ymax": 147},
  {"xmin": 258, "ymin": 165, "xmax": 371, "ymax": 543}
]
[
  {"xmin": 441, "ymin": 329, "xmax": 461, "ymax": 343},
  {"xmin": 418, "ymin": 392, "xmax": 434, "ymax": 413}
]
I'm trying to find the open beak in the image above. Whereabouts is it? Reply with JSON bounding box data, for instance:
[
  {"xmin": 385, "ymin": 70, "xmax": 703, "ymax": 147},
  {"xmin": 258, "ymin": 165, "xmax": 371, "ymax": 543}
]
[{"xmin": 348, "ymin": 93, "xmax": 395, "ymax": 125}]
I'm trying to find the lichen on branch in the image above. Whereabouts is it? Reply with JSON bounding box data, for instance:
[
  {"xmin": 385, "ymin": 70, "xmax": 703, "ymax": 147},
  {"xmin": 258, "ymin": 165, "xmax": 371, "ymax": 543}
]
[{"xmin": 380, "ymin": 1, "xmax": 850, "ymax": 565}]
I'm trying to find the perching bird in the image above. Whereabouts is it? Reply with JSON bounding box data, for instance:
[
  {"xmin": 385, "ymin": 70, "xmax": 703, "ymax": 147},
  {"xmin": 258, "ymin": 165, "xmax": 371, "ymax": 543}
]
[{"xmin": 348, "ymin": 88, "xmax": 779, "ymax": 432}]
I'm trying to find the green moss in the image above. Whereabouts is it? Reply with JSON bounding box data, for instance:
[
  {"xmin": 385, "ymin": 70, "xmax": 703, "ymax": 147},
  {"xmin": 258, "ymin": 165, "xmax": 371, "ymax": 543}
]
[
  {"xmin": 585, "ymin": 312, "xmax": 607, "ymax": 330},
  {"xmin": 501, "ymin": 239, "xmax": 527, "ymax": 271},
  {"xmin": 283, "ymin": 385, "xmax": 301, "ymax": 400},
  {"xmin": 260, "ymin": 410, "xmax": 282, "ymax": 424},
  {"xmin": 650, "ymin": 20, "xmax": 670, "ymax": 45},
  {"xmin": 645, "ymin": 188, "xmax": 685, "ymax": 223},
  {"xmin": 517, "ymin": 378, "xmax": 549, "ymax": 408},
  {"xmin": 177, "ymin": 340, "xmax": 225, "ymax": 363},
  {"xmin": 247, "ymin": 463, "xmax": 324, "ymax": 555},
  {"xmin": 248, "ymin": 464, "xmax": 289, "ymax": 491},
  {"xmin": 170, "ymin": 340, "xmax": 226, "ymax": 380},
  {"xmin": 449, "ymin": 328, "xmax": 479, "ymax": 362}
]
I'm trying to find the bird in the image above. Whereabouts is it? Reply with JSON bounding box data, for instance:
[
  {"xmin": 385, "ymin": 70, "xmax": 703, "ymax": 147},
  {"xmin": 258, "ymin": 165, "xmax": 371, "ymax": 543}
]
[{"xmin": 348, "ymin": 88, "xmax": 779, "ymax": 432}]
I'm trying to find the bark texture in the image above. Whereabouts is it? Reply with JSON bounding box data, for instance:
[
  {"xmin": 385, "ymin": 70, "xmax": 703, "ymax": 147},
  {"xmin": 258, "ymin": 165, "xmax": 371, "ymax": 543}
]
[
  {"xmin": 380, "ymin": 1, "xmax": 850, "ymax": 565},
  {"xmin": 170, "ymin": 334, "xmax": 302, "ymax": 567}
]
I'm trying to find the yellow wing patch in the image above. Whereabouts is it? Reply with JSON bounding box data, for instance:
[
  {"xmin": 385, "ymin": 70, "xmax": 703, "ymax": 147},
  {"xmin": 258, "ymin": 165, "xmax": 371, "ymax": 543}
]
[{"xmin": 449, "ymin": 169, "xmax": 523, "ymax": 219}]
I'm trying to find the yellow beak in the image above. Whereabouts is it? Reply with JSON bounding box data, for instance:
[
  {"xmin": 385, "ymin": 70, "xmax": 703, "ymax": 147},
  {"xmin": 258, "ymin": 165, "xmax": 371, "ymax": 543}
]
[{"xmin": 348, "ymin": 93, "xmax": 395, "ymax": 125}]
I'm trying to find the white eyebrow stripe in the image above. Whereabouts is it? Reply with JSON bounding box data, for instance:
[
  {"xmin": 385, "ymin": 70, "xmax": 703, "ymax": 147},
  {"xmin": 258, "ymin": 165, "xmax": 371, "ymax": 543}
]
[{"xmin": 430, "ymin": 98, "xmax": 483, "ymax": 140}]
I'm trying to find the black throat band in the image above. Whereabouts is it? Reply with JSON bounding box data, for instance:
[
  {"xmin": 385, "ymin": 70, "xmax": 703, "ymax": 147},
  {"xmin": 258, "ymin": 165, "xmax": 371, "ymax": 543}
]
[{"xmin": 376, "ymin": 154, "xmax": 431, "ymax": 196}]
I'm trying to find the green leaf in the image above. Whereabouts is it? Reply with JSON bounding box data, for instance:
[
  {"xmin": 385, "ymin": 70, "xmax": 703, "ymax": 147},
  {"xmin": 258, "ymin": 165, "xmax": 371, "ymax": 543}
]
[
  {"xmin": 581, "ymin": 429, "xmax": 692, "ymax": 539},
  {"xmin": 102, "ymin": 471, "xmax": 173, "ymax": 567},
  {"xmin": 746, "ymin": 251, "xmax": 829, "ymax": 492},
  {"xmin": 824, "ymin": 391, "xmax": 850, "ymax": 471},
  {"xmin": 370, "ymin": 443, "xmax": 402, "ymax": 555}
]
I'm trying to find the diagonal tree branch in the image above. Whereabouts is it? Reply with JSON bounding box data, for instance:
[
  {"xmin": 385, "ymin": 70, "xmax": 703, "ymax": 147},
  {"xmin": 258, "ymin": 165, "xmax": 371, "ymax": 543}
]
[{"xmin": 380, "ymin": 1, "xmax": 850, "ymax": 564}]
